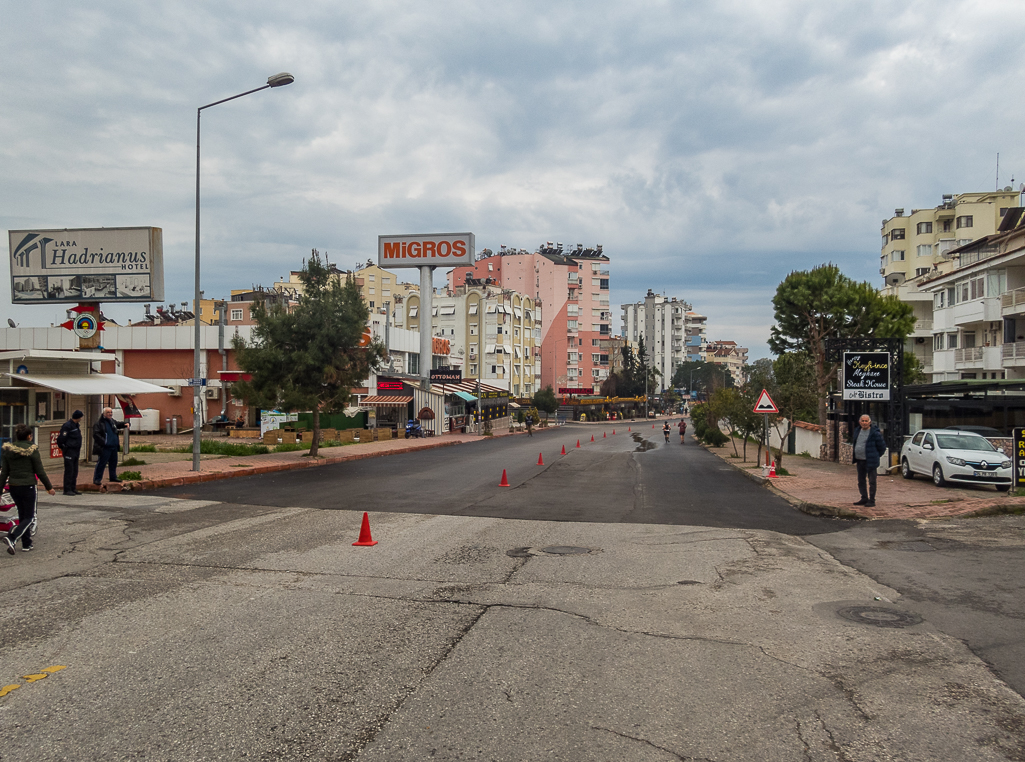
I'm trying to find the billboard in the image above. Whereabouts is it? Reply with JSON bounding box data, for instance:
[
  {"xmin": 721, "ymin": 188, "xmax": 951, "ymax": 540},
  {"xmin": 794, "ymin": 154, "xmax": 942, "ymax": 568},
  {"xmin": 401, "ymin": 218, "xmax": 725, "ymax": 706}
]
[
  {"xmin": 8, "ymin": 226, "xmax": 164, "ymax": 304},
  {"xmin": 378, "ymin": 232, "xmax": 474, "ymax": 269},
  {"xmin": 842, "ymin": 351, "xmax": 891, "ymax": 401}
]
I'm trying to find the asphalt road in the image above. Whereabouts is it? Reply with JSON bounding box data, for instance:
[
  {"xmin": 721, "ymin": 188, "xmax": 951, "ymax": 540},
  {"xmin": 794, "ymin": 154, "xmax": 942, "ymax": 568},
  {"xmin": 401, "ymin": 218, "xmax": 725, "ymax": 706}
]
[{"xmin": 157, "ymin": 422, "xmax": 850, "ymax": 534}]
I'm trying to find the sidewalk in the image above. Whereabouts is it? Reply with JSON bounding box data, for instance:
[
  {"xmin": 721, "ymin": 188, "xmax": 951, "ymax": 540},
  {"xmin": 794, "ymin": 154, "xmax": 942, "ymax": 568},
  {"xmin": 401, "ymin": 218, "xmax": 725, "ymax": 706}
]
[{"xmin": 702, "ymin": 439, "xmax": 1025, "ymax": 520}]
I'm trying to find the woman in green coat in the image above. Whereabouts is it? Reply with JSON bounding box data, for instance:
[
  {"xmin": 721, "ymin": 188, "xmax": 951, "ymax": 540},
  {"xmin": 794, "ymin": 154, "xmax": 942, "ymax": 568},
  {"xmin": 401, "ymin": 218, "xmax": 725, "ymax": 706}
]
[{"xmin": 2, "ymin": 424, "xmax": 56, "ymax": 554}]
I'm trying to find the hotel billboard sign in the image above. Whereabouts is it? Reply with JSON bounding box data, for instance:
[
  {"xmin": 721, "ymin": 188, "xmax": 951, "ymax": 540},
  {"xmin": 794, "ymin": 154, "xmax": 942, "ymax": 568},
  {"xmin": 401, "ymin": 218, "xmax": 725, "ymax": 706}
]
[{"xmin": 8, "ymin": 226, "xmax": 164, "ymax": 303}]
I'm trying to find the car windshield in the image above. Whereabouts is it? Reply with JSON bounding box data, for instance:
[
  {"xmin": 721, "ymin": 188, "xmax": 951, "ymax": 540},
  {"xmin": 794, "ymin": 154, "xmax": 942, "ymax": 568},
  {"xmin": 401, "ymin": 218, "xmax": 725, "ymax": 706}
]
[{"xmin": 934, "ymin": 435, "xmax": 996, "ymax": 452}]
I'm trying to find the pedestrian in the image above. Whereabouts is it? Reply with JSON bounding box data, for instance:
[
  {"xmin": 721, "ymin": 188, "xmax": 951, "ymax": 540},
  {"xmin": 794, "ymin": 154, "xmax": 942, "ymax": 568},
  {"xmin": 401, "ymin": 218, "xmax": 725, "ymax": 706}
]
[
  {"xmin": 56, "ymin": 410, "xmax": 84, "ymax": 495},
  {"xmin": 92, "ymin": 406, "xmax": 127, "ymax": 486},
  {"xmin": 525, "ymin": 413, "xmax": 533, "ymax": 437},
  {"xmin": 678, "ymin": 418, "xmax": 687, "ymax": 444},
  {"xmin": 851, "ymin": 414, "xmax": 887, "ymax": 508},
  {"xmin": 2, "ymin": 424, "xmax": 56, "ymax": 554}
]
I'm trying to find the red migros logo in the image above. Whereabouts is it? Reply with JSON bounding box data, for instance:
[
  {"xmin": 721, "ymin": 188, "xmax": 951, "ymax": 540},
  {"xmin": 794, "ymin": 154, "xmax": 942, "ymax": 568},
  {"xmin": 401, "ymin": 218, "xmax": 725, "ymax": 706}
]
[{"xmin": 378, "ymin": 233, "xmax": 474, "ymax": 268}]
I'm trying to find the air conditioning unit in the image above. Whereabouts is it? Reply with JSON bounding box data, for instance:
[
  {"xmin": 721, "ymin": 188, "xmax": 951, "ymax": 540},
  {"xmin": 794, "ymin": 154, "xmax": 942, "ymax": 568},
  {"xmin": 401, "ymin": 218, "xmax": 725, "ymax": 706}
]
[
  {"xmin": 168, "ymin": 386, "xmax": 181, "ymax": 397},
  {"xmin": 205, "ymin": 387, "xmax": 220, "ymax": 400}
]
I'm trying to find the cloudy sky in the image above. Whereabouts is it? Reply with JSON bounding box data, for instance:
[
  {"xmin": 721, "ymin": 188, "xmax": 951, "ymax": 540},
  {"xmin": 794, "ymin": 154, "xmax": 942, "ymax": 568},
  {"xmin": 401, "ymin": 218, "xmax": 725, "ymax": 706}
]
[{"xmin": 3, "ymin": 1, "xmax": 1024, "ymax": 358}]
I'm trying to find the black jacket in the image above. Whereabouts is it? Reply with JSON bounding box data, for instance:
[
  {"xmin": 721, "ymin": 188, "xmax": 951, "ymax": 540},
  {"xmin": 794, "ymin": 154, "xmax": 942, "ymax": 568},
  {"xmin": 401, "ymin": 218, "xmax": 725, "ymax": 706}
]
[
  {"xmin": 0, "ymin": 442, "xmax": 54, "ymax": 490},
  {"xmin": 92, "ymin": 416, "xmax": 126, "ymax": 451},
  {"xmin": 56, "ymin": 418, "xmax": 83, "ymax": 455},
  {"xmin": 851, "ymin": 424, "xmax": 887, "ymax": 469}
]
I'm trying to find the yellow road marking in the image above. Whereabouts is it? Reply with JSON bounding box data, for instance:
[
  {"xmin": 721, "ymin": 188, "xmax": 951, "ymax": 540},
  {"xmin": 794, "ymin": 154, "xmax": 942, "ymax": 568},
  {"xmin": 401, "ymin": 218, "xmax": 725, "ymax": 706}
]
[
  {"xmin": 42, "ymin": 666, "xmax": 66, "ymax": 673},
  {"xmin": 22, "ymin": 674, "xmax": 47, "ymax": 683},
  {"xmin": 0, "ymin": 684, "xmax": 20, "ymax": 697}
]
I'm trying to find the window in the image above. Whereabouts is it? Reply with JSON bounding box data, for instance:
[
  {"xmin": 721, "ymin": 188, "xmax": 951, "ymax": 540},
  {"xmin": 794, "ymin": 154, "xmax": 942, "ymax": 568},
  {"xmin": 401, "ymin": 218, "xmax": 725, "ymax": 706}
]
[
  {"xmin": 915, "ymin": 268, "xmax": 930, "ymax": 277},
  {"xmin": 592, "ymin": 339, "xmax": 601, "ymax": 346},
  {"xmin": 890, "ymin": 228, "xmax": 905, "ymax": 240},
  {"xmin": 956, "ymin": 215, "xmax": 973, "ymax": 229},
  {"xmin": 962, "ymin": 332, "xmax": 976, "ymax": 349},
  {"xmin": 568, "ymin": 368, "xmax": 578, "ymax": 378},
  {"xmin": 383, "ymin": 290, "xmax": 391, "ymax": 297},
  {"xmin": 567, "ymin": 320, "xmax": 578, "ymax": 330},
  {"xmin": 917, "ymin": 221, "xmax": 933, "ymax": 234},
  {"xmin": 491, "ymin": 366, "xmax": 497, "ymax": 374},
  {"xmin": 592, "ymin": 369, "xmax": 601, "ymax": 378},
  {"xmin": 382, "ymin": 277, "xmax": 390, "ymax": 284},
  {"xmin": 592, "ymin": 278, "xmax": 601, "ymax": 285},
  {"xmin": 916, "ymin": 244, "xmax": 932, "ymax": 257},
  {"xmin": 497, "ymin": 326, "xmax": 503, "ymax": 334},
  {"xmin": 942, "ymin": 220, "xmax": 953, "ymax": 232},
  {"xmin": 912, "ymin": 431, "xmax": 925, "ymax": 446},
  {"xmin": 947, "ymin": 333, "xmax": 958, "ymax": 350},
  {"xmin": 369, "ymin": 288, "xmax": 375, "ymax": 294},
  {"xmin": 568, "ymin": 353, "xmax": 578, "ymax": 363},
  {"xmin": 230, "ymin": 309, "xmax": 244, "ymax": 321},
  {"xmin": 368, "ymin": 275, "xmax": 375, "ymax": 281},
  {"xmin": 933, "ymin": 334, "xmax": 944, "ymax": 351},
  {"xmin": 592, "ymin": 262, "xmax": 601, "ymax": 271},
  {"xmin": 470, "ymin": 324, "xmax": 477, "ymax": 335},
  {"xmin": 891, "ymin": 251, "xmax": 905, "ymax": 262},
  {"xmin": 409, "ymin": 354, "xmax": 419, "ymax": 374},
  {"xmin": 470, "ymin": 365, "xmax": 477, "ymax": 375},
  {"xmin": 880, "ymin": 255, "xmax": 887, "ymax": 269},
  {"xmin": 568, "ymin": 272, "xmax": 578, "ymax": 282},
  {"xmin": 409, "ymin": 306, "xmax": 418, "ymax": 317},
  {"xmin": 592, "ymin": 353, "xmax": 601, "ymax": 363},
  {"xmin": 369, "ymin": 301, "xmax": 374, "ymax": 309},
  {"xmin": 599, "ymin": 279, "xmax": 609, "ymax": 290}
]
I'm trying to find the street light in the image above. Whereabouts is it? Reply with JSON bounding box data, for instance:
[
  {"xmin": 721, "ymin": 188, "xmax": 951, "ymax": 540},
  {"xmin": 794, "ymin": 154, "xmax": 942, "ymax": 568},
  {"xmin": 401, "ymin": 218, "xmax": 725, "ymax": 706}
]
[{"xmin": 193, "ymin": 73, "xmax": 294, "ymax": 471}]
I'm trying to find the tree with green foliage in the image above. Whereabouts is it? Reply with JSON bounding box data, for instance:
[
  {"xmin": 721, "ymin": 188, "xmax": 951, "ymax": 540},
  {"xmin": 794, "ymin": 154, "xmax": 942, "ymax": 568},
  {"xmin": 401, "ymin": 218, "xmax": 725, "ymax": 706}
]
[
  {"xmin": 904, "ymin": 352, "xmax": 928, "ymax": 385},
  {"xmin": 232, "ymin": 250, "xmax": 384, "ymax": 457},
  {"xmin": 768, "ymin": 264, "xmax": 915, "ymax": 426},
  {"xmin": 670, "ymin": 360, "xmax": 734, "ymax": 396},
  {"xmin": 767, "ymin": 352, "xmax": 819, "ymax": 468},
  {"xmin": 532, "ymin": 385, "xmax": 559, "ymax": 416}
]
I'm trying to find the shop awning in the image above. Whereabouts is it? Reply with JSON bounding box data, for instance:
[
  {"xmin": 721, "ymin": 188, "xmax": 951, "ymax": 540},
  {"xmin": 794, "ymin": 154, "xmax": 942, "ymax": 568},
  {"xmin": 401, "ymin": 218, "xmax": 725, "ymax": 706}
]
[
  {"xmin": 361, "ymin": 395, "xmax": 413, "ymax": 405},
  {"xmin": 453, "ymin": 391, "xmax": 477, "ymax": 403},
  {"xmin": 6, "ymin": 373, "xmax": 174, "ymax": 395}
]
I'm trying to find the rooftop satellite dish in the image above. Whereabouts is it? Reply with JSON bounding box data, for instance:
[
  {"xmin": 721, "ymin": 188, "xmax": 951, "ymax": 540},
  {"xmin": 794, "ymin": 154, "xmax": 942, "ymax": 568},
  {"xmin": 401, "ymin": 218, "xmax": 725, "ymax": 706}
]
[
  {"xmin": 7, "ymin": 319, "xmax": 16, "ymax": 328},
  {"xmin": 1019, "ymin": 183, "xmax": 1025, "ymax": 192}
]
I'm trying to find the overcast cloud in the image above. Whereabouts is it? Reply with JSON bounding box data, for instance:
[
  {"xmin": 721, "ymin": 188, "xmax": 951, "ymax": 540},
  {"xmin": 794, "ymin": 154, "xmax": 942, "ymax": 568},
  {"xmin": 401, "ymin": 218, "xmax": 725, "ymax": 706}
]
[{"xmin": 3, "ymin": 1, "xmax": 1024, "ymax": 358}]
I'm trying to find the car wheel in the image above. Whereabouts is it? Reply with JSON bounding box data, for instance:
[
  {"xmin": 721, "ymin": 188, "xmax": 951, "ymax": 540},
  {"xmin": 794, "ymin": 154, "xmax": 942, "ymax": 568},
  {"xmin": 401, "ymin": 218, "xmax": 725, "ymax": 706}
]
[
  {"xmin": 932, "ymin": 464, "xmax": 946, "ymax": 487},
  {"xmin": 997, "ymin": 484, "xmax": 1011, "ymax": 493},
  {"xmin": 901, "ymin": 458, "xmax": 914, "ymax": 479}
]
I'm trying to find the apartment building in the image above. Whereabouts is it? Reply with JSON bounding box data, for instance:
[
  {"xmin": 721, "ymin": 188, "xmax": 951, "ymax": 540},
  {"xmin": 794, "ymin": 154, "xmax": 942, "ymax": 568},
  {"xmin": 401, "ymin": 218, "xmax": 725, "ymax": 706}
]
[
  {"xmin": 881, "ymin": 191, "xmax": 1019, "ymax": 287},
  {"xmin": 403, "ymin": 283, "xmax": 539, "ymax": 395},
  {"xmin": 447, "ymin": 243, "xmax": 611, "ymax": 393},
  {"xmin": 705, "ymin": 340, "xmax": 749, "ymax": 385},
  {"xmin": 621, "ymin": 290, "xmax": 707, "ymax": 388},
  {"xmin": 273, "ymin": 261, "xmax": 417, "ymax": 314},
  {"xmin": 881, "ymin": 190, "xmax": 1022, "ymax": 380},
  {"xmin": 912, "ymin": 207, "xmax": 1025, "ymax": 381}
]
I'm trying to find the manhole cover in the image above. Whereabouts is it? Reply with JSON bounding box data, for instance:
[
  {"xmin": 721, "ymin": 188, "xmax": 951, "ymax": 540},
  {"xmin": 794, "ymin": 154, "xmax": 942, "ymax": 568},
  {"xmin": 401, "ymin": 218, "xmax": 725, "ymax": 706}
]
[
  {"xmin": 541, "ymin": 546, "xmax": 592, "ymax": 555},
  {"xmin": 837, "ymin": 605, "xmax": 923, "ymax": 629}
]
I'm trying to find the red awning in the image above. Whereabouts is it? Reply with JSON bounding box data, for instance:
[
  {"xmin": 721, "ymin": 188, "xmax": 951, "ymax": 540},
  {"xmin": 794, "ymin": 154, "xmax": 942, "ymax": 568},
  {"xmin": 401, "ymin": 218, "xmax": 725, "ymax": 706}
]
[{"xmin": 361, "ymin": 396, "xmax": 413, "ymax": 405}]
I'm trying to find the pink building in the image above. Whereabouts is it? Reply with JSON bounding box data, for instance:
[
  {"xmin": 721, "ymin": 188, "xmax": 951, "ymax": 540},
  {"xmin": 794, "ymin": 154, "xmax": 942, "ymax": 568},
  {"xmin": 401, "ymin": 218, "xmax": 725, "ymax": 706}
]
[{"xmin": 449, "ymin": 244, "xmax": 610, "ymax": 393}]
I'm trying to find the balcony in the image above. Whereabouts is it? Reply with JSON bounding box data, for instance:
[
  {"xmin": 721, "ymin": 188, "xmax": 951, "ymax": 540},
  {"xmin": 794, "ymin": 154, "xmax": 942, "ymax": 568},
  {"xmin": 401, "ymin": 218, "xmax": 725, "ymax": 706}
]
[
  {"xmin": 1002, "ymin": 287, "xmax": 1025, "ymax": 316},
  {"xmin": 955, "ymin": 345, "xmax": 1003, "ymax": 370},
  {"xmin": 911, "ymin": 319, "xmax": 933, "ymax": 335},
  {"xmin": 954, "ymin": 347, "xmax": 983, "ymax": 365},
  {"xmin": 1003, "ymin": 342, "xmax": 1025, "ymax": 367}
]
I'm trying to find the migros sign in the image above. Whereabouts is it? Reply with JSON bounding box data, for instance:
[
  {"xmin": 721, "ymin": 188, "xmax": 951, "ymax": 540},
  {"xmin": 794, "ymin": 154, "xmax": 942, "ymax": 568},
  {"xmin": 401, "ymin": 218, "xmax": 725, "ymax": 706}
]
[{"xmin": 378, "ymin": 232, "xmax": 474, "ymax": 269}]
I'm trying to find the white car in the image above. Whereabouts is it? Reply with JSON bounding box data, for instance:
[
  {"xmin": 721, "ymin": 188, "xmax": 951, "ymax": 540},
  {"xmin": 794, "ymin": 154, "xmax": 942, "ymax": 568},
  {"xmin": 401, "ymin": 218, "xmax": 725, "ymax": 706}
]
[{"xmin": 900, "ymin": 429, "xmax": 1012, "ymax": 491}]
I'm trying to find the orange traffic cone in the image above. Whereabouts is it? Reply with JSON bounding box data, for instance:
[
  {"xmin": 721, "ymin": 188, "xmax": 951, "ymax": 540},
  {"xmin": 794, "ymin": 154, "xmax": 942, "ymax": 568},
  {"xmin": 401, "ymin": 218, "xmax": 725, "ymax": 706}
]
[
  {"xmin": 612, "ymin": 429, "xmax": 616, "ymax": 435},
  {"xmin": 537, "ymin": 453, "xmax": 544, "ymax": 466},
  {"xmin": 576, "ymin": 440, "xmax": 581, "ymax": 448},
  {"xmin": 561, "ymin": 444, "xmax": 566, "ymax": 455},
  {"xmin": 628, "ymin": 426, "xmax": 631, "ymax": 431},
  {"xmin": 590, "ymin": 434, "xmax": 595, "ymax": 442},
  {"xmin": 352, "ymin": 512, "xmax": 378, "ymax": 546},
  {"xmin": 499, "ymin": 469, "xmax": 510, "ymax": 487},
  {"xmin": 603, "ymin": 432, "xmax": 606, "ymax": 438},
  {"xmin": 768, "ymin": 460, "xmax": 778, "ymax": 478}
]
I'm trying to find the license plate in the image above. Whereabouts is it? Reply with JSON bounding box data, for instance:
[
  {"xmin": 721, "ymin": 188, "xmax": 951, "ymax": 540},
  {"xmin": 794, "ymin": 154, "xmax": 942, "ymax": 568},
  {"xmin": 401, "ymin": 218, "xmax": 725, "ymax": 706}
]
[{"xmin": 973, "ymin": 471, "xmax": 997, "ymax": 478}]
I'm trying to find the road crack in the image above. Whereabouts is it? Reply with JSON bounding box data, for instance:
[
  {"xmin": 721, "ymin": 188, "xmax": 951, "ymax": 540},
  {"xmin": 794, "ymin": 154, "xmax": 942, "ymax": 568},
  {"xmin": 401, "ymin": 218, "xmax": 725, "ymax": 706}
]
[{"xmin": 591, "ymin": 725, "xmax": 713, "ymax": 760}]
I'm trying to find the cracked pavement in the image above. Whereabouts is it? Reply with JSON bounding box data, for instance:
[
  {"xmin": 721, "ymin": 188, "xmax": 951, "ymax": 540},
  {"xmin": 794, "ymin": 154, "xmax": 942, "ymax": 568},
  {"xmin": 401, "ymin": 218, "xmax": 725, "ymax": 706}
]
[{"xmin": 1, "ymin": 493, "xmax": 1024, "ymax": 760}]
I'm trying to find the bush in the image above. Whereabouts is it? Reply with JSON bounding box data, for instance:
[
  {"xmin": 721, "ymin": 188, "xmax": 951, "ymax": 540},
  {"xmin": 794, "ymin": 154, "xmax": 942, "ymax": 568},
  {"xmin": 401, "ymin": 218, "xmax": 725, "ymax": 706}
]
[
  {"xmin": 274, "ymin": 442, "xmax": 309, "ymax": 452},
  {"xmin": 702, "ymin": 428, "xmax": 729, "ymax": 447},
  {"xmin": 171, "ymin": 440, "xmax": 270, "ymax": 456},
  {"xmin": 119, "ymin": 471, "xmax": 143, "ymax": 481},
  {"xmin": 120, "ymin": 457, "xmax": 147, "ymax": 467},
  {"xmin": 131, "ymin": 444, "xmax": 157, "ymax": 452}
]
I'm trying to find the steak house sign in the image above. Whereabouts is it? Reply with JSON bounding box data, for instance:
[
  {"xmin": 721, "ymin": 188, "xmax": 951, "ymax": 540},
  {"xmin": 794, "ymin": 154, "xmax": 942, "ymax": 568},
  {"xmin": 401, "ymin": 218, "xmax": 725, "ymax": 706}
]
[{"xmin": 842, "ymin": 352, "xmax": 891, "ymax": 401}]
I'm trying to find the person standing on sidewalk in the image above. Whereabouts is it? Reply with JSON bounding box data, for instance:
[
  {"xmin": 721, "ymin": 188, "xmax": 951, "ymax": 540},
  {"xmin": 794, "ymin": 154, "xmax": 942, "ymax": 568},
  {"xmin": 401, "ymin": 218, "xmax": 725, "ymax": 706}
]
[
  {"xmin": 852, "ymin": 414, "xmax": 887, "ymax": 508},
  {"xmin": 2, "ymin": 424, "xmax": 56, "ymax": 554},
  {"xmin": 92, "ymin": 407, "xmax": 127, "ymax": 486},
  {"xmin": 56, "ymin": 410, "xmax": 84, "ymax": 495}
]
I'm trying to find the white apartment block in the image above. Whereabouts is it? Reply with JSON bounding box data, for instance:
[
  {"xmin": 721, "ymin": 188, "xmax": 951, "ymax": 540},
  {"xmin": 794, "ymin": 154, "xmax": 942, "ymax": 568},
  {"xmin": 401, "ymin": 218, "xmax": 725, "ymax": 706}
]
[
  {"xmin": 705, "ymin": 340, "xmax": 749, "ymax": 385},
  {"xmin": 403, "ymin": 285, "xmax": 540, "ymax": 396},
  {"xmin": 621, "ymin": 290, "xmax": 706, "ymax": 389},
  {"xmin": 882, "ymin": 191, "xmax": 1022, "ymax": 381}
]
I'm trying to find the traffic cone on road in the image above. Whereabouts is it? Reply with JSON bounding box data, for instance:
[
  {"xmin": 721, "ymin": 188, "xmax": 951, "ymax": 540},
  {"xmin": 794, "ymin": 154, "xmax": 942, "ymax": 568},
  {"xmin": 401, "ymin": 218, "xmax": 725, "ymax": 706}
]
[
  {"xmin": 612, "ymin": 429, "xmax": 616, "ymax": 435},
  {"xmin": 561, "ymin": 444, "xmax": 566, "ymax": 455},
  {"xmin": 576, "ymin": 440, "xmax": 581, "ymax": 448},
  {"xmin": 590, "ymin": 434, "xmax": 595, "ymax": 442},
  {"xmin": 499, "ymin": 469, "xmax": 510, "ymax": 487},
  {"xmin": 603, "ymin": 432, "xmax": 606, "ymax": 438},
  {"xmin": 537, "ymin": 453, "xmax": 544, "ymax": 466},
  {"xmin": 768, "ymin": 461, "xmax": 778, "ymax": 478},
  {"xmin": 628, "ymin": 426, "xmax": 631, "ymax": 432},
  {"xmin": 352, "ymin": 512, "xmax": 378, "ymax": 547}
]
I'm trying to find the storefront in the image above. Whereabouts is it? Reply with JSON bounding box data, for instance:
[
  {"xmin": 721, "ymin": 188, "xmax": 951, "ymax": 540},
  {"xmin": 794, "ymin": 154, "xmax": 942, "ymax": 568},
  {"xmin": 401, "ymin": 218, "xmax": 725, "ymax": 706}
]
[{"xmin": 0, "ymin": 350, "xmax": 171, "ymax": 462}]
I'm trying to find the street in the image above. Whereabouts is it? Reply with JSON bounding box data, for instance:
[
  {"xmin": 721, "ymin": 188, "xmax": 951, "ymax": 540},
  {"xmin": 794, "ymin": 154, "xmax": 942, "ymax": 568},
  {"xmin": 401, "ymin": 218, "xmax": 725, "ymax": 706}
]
[{"xmin": 1, "ymin": 424, "xmax": 1024, "ymax": 760}]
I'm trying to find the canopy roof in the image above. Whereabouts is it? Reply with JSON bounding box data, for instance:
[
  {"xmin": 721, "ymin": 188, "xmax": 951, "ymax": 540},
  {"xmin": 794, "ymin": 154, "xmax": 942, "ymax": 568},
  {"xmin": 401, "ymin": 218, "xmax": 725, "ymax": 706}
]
[{"xmin": 6, "ymin": 373, "xmax": 173, "ymax": 395}]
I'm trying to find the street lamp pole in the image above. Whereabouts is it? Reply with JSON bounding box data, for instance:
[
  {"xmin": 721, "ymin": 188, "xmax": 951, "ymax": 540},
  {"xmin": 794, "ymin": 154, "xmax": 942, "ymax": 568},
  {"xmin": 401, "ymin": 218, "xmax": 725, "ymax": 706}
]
[{"xmin": 193, "ymin": 73, "xmax": 294, "ymax": 471}]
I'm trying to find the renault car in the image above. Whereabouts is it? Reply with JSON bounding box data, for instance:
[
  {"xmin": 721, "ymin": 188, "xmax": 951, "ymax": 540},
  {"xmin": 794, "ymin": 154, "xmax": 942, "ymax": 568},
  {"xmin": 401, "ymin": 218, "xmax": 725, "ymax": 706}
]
[{"xmin": 900, "ymin": 429, "xmax": 1011, "ymax": 491}]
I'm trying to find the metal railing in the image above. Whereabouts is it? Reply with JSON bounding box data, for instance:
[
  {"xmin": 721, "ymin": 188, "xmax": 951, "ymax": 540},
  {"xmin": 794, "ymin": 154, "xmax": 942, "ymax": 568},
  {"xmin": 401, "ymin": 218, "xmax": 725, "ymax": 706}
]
[
  {"xmin": 954, "ymin": 347, "xmax": 983, "ymax": 364},
  {"xmin": 1002, "ymin": 287, "xmax": 1025, "ymax": 311}
]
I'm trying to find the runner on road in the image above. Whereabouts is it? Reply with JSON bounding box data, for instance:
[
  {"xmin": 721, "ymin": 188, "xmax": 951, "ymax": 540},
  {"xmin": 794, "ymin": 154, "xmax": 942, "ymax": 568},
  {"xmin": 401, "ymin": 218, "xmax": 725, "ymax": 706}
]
[
  {"xmin": 678, "ymin": 418, "xmax": 687, "ymax": 444},
  {"xmin": 662, "ymin": 421, "xmax": 671, "ymax": 443}
]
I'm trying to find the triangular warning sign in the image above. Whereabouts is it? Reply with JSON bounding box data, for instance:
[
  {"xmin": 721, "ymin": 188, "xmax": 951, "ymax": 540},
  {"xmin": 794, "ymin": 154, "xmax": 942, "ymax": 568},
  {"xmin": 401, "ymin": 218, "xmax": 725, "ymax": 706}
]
[{"xmin": 753, "ymin": 389, "xmax": 779, "ymax": 414}]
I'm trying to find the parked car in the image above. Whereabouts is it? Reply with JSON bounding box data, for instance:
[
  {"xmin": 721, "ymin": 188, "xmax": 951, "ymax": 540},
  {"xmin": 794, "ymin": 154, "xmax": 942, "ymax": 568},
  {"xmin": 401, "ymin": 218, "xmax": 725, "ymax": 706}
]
[
  {"xmin": 943, "ymin": 425, "xmax": 1004, "ymax": 438},
  {"xmin": 900, "ymin": 429, "xmax": 1012, "ymax": 491}
]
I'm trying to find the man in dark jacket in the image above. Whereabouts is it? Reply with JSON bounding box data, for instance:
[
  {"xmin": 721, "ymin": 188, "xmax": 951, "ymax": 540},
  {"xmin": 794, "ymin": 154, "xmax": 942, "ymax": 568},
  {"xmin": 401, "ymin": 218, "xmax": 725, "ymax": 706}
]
[
  {"xmin": 92, "ymin": 407, "xmax": 127, "ymax": 486},
  {"xmin": 56, "ymin": 410, "xmax": 84, "ymax": 496},
  {"xmin": 852, "ymin": 414, "xmax": 888, "ymax": 508}
]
